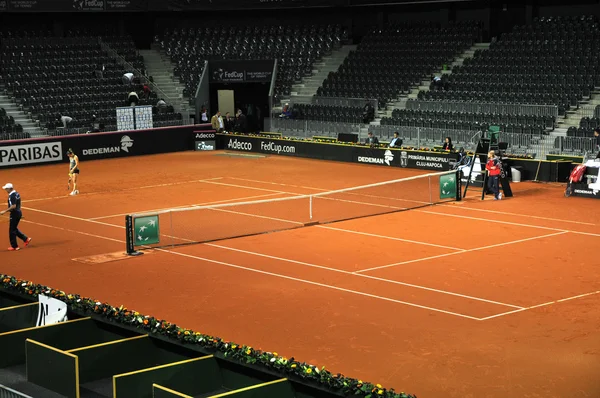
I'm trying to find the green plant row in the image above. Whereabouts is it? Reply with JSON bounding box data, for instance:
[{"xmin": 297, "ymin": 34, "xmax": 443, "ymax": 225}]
[{"xmin": 0, "ymin": 274, "xmax": 417, "ymax": 398}]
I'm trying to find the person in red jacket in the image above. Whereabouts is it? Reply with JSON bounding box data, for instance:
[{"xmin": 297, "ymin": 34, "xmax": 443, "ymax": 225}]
[{"xmin": 485, "ymin": 150, "xmax": 502, "ymax": 200}]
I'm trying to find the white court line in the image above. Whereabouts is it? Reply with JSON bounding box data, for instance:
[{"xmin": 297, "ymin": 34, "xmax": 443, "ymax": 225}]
[
  {"xmin": 23, "ymin": 207, "xmax": 125, "ymax": 229},
  {"xmin": 16, "ymin": 212, "xmax": 481, "ymax": 320},
  {"xmin": 419, "ymin": 210, "xmax": 600, "ymax": 238},
  {"xmin": 355, "ymin": 231, "xmax": 569, "ymax": 273},
  {"xmin": 23, "ymin": 177, "xmax": 224, "ymax": 203},
  {"xmin": 317, "ymin": 226, "xmax": 465, "ymax": 251},
  {"xmin": 17, "ymin": 206, "xmax": 596, "ymax": 320},
  {"xmin": 228, "ymin": 177, "xmax": 596, "ymax": 228},
  {"xmin": 434, "ymin": 203, "xmax": 597, "ymax": 226},
  {"xmin": 157, "ymin": 247, "xmax": 482, "ymax": 321},
  {"xmin": 201, "ymin": 179, "xmax": 409, "ymax": 211},
  {"xmin": 227, "ymin": 176, "xmax": 431, "ymax": 207},
  {"xmin": 479, "ymin": 290, "xmax": 600, "ymax": 321},
  {"xmin": 21, "ymin": 219, "xmax": 124, "ymax": 244},
  {"xmin": 228, "ymin": 177, "xmax": 331, "ymax": 192},
  {"xmin": 206, "ymin": 243, "xmax": 523, "ymax": 309},
  {"xmin": 89, "ymin": 193, "xmax": 286, "ymax": 220}
]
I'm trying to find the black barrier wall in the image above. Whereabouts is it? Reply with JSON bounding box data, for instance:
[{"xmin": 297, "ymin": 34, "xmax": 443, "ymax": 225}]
[
  {"xmin": 216, "ymin": 134, "xmax": 569, "ymax": 182},
  {"xmin": 220, "ymin": 134, "xmax": 459, "ymax": 171},
  {"xmin": 0, "ymin": 125, "xmax": 214, "ymax": 169}
]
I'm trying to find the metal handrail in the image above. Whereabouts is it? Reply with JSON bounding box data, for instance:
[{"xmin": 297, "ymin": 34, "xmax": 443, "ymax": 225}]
[
  {"xmin": 0, "ymin": 385, "xmax": 34, "ymax": 398},
  {"xmin": 406, "ymin": 99, "xmax": 559, "ymax": 118}
]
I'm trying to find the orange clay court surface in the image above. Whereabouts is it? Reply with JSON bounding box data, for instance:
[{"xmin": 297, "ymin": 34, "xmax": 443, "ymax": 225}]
[{"xmin": 1, "ymin": 151, "xmax": 599, "ymax": 398}]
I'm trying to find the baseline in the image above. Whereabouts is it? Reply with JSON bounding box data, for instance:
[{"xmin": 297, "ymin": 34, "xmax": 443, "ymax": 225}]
[
  {"xmin": 24, "ymin": 177, "xmax": 224, "ymax": 203},
  {"xmin": 478, "ymin": 290, "xmax": 600, "ymax": 321}
]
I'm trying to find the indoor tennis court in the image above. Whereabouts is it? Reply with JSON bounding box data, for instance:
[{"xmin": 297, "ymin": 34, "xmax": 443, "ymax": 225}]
[{"xmin": 1, "ymin": 151, "xmax": 599, "ymax": 398}]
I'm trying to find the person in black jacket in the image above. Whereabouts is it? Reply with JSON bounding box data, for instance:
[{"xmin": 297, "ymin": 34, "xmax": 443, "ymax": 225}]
[
  {"xmin": 235, "ymin": 109, "xmax": 247, "ymax": 134},
  {"xmin": 365, "ymin": 132, "xmax": 379, "ymax": 147},
  {"xmin": 442, "ymin": 137, "xmax": 454, "ymax": 151},
  {"xmin": 594, "ymin": 128, "xmax": 600, "ymax": 158}
]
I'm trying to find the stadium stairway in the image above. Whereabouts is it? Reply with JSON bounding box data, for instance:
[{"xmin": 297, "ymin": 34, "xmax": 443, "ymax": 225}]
[
  {"xmin": 0, "ymin": 92, "xmax": 43, "ymax": 137},
  {"xmin": 139, "ymin": 47, "xmax": 191, "ymax": 117},
  {"xmin": 280, "ymin": 44, "xmax": 356, "ymax": 107}
]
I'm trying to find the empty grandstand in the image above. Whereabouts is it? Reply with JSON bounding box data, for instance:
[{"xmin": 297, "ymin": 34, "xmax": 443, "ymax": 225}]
[{"xmin": 0, "ymin": 29, "xmax": 184, "ymax": 138}]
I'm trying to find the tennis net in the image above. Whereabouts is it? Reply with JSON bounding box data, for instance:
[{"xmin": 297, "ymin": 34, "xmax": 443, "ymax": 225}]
[{"xmin": 125, "ymin": 169, "xmax": 461, "ymax": 254}]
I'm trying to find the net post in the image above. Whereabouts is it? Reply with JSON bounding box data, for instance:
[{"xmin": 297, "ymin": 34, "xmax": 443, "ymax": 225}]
[
  {"xmin": 309, "ymin": 195, "xmax": 313, "ymax": 220},
  {"xmin": 455, "ymin": 169, "xmax": 462, "ymax": 201},
  {"xmin": 429, "ymin": 175, "xmax": 433, "ymax": 204},
  {"xmin": 125, "ymin": 215, "xmax": 143, "ymax": 256}
]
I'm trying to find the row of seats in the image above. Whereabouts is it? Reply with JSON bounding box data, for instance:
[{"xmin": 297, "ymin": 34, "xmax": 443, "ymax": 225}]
[
  {"xmin": 387, "ymin": 109, "xmax": 555, "ymax": 129},
  {"xmin": 1, "ymin": 33, "xmax": 182, "ymax": 133},
  {"xmin": 576, "ymin": 117, "xmax": 600, "ymax": 137},
  {"xmin": 286, "ymin": 104, "xmax": 365, "ymax": 124}
]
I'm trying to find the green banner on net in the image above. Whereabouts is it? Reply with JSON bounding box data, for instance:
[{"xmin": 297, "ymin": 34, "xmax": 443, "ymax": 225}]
[
  {"xmin": 133, "ymin": 215, "xmax": 160, "ymax": 246},
  {"xmin": 439, "ymin": 174, "xmax": 457, "ymax": 199}
]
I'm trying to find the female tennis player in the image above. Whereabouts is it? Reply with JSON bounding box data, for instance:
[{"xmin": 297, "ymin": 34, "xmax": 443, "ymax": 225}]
[{"xmin": 67, "ymin": 149, "xmax": 80, "ymax": 196}]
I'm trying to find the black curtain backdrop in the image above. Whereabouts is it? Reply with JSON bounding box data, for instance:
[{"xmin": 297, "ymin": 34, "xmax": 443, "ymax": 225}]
[{"xmin": 209, "ymin": 82, "xmax": 270, "ymax": 133}]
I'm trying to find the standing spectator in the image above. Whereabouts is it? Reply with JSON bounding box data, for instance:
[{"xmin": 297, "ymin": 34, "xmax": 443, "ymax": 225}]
[
  {"xmin": 594, "ymin": 128, "xmax": 600, "ymax": 158},
  {"xmin": 485, "ymin": 150, "xmax": 503, "ymax": 200},
  {"xmin": 211, "ymin": 111, "xmax": 224, "ymax": 133},
  {"xmin": 235, "ymin": 109, "xmax": 247, "ymax": 133},
  {"xmin": 442, "ymin": 137, "xmax": 454, "ymax": 151},
  {"xmin": 201, "ymin": 107, "xmax": 209, "ymax": 124},
  {"xmin": 224, "ymin": 112, "xmax": 234, "ymax": 131},
  {"xmin": 365, "ymin": 131, "xmax": 379, "ymax": 147},
  {"xmin": 388, "ymin": 132, "xmax": 403, "ymax": 148}
]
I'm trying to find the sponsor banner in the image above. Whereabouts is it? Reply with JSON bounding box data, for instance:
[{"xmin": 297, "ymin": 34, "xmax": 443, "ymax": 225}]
[
  {"xmin": 3, "ymin": 0, "xmax": 146, "ymax": 11},
  {"xmin": 0, "ymin": 124, "xmax": 211, "ymax": 168},
  {"xmin": 133, "ymin": 215, "xmax": 160, "ymax": 246},
  {"xmin": 570, "ymin": 183, "xmax": 600, "ymax": 199},
  {"xmin": 0, "ymin": 142, "xmax": 62, "ymax": 167},
  {"xmin": 217, "ymin": 134, "xmax": 458, "ymax": 172},
  {"xmin": 195, "ymin": 140, "xmax": 216, "ymax": 151},
  {"xmin": 398, "ymin": 151, "xmax": 453, "ymax": 171},
  {"xmin": 162, "ymin": 0, "xmax": 343, "ymax": 11},
  {"xmin": 439, "ymin": 173, "xmax": 458, "ymax": 199},
  {"xmin": 354, "ymin": 148, "xmax": 398, "ymax": 167},
  {"xmin": 194, "ymin": 132, "xmax": 216, "ymax": 140},
  {"xmin": 209, "ymin": 60, "xmax": 275, "ymax": 83}
]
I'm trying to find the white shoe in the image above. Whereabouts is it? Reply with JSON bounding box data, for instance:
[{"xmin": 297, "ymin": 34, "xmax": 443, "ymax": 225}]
[
  {"xmin": 70, "ymin": 191, "xmax": 77, "ymax": 196},
  {"xmin": 498, "ymin": 192, "xmax": 503, "ymax": 200}
]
